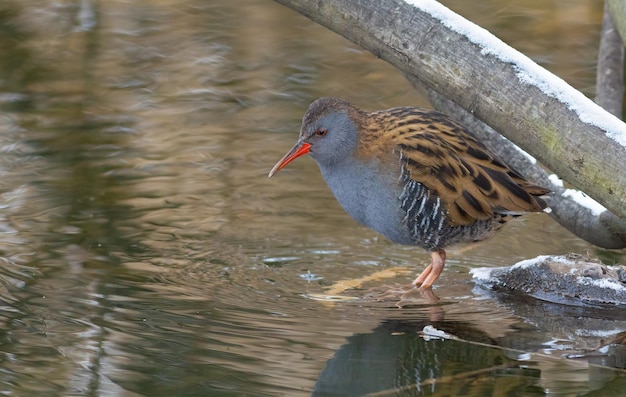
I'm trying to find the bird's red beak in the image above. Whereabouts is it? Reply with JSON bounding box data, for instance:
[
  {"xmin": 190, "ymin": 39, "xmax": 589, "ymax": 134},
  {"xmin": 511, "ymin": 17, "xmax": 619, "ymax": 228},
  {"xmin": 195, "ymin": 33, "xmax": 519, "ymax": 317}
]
[{"xmin": 268, "ymin": 142, "xmax": 311, "ymax": 177}]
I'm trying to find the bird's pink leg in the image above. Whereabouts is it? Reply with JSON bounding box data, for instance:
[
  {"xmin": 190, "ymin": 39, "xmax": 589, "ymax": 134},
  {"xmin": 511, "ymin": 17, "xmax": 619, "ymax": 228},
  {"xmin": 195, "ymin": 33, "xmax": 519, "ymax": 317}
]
[
  {"xmin": 412, "ymin": 250, "xmax": 446, "ymax": 289},
  {"xmin": 412, "ymin": 264, "xmax": 432, "ymax": 286}
]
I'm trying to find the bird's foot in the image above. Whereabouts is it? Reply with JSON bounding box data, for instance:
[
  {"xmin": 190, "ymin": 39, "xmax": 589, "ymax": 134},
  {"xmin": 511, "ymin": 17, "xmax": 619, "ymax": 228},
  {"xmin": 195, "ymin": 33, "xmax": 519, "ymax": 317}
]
[
  {"xmin": 365, "ymin": 283, "xmax": 439, "ymax": 306},
  {"xmin": 365, "ymin": 283, "xmax": 414, "ymax": 301},
  {"xmin": 397, "ymin": 286, "xmax": 440, "ymax": 307},
  {"xmin": 363, "ymin": 250, "xmax": 446, "ymax": 306}
]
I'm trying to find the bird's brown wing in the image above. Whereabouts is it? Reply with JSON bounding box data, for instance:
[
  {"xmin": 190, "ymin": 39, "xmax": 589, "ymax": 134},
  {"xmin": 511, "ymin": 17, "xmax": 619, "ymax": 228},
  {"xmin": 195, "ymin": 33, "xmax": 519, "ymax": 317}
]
[{"xmin": 379, "ymin": 109, "xmax": 549, "ymax": 226}]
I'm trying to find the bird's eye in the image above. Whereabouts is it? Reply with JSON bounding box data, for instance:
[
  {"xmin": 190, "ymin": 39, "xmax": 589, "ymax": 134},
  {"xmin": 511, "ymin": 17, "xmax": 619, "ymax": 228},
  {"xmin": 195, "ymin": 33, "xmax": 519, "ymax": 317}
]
[{"xmin": 316, "ymin": 128, "xmax": 327, "ymax": 136}]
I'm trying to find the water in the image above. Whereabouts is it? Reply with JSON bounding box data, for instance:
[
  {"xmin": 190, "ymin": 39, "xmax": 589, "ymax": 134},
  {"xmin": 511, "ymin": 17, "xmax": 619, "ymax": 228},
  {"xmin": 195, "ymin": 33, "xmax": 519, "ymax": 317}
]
[{"xmin": 0, "ymin": 0, "xmax": 624, "ymax": 395}]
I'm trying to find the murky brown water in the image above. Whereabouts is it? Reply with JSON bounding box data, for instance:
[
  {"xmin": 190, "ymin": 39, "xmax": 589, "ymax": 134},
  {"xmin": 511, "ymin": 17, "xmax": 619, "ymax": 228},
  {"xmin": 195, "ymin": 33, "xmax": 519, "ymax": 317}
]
[{"xmin": 0, "ymin": 0, "xmax": 624, "ymax": 396}]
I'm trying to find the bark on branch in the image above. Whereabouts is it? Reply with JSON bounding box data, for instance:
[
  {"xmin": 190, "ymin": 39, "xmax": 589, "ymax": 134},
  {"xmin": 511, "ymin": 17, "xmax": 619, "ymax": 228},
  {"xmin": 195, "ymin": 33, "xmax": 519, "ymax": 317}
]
[{"xmin": 274, "ymin": 0, "xmax": 626, "ymax": 222}]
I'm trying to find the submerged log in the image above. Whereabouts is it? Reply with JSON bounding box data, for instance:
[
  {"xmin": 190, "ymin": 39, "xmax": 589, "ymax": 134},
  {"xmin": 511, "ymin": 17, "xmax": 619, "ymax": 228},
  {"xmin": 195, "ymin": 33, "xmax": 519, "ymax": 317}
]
[
  {"xmin": 471, "ymin": 254, "xmax": 626, "ymax": 306},
  {"xmin": 274, "ymin": 0, "xmax": 626, "ymax": 220}
]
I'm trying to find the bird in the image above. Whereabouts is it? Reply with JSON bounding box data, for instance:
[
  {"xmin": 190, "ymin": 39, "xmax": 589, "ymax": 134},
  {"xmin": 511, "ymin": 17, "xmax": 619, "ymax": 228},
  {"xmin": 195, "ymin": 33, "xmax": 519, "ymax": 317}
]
[{"xmin": 269, "ymin": 97, "xmax": 549, "ymax": 290}]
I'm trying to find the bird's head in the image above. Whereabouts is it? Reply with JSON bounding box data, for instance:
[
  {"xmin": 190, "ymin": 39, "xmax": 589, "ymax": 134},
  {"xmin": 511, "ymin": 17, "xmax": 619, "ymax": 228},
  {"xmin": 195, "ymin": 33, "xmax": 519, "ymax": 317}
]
[{"xmin": 268, "ymin": 97, "xmax": 363, "ymax": 177}]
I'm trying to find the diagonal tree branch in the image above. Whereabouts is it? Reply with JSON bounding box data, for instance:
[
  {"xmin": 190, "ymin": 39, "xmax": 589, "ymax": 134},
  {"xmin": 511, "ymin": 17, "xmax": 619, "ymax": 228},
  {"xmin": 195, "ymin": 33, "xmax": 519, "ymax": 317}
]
[{"xmin": 273, "ymin": 0, "xmax": 626, "ymax": 221}]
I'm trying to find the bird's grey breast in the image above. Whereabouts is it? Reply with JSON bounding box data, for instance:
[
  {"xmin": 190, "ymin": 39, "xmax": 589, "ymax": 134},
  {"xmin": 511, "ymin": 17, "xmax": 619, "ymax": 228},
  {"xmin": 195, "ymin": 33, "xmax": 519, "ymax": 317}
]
[{"xmin": 317, "ymin": 158, "xmax": 414, "ymax": 245}]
